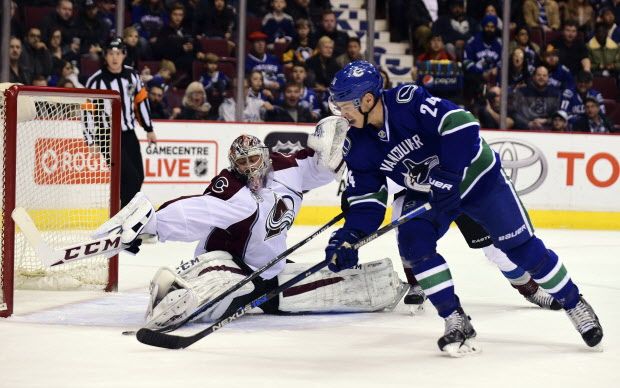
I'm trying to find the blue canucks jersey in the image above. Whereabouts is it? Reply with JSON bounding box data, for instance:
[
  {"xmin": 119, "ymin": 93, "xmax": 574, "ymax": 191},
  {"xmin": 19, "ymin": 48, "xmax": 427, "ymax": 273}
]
[
  {"xmin": 560, "ymin": 88, "xmax": 605, "ymax": 120},
  {"xmin": 547, "ymin": 65, "xmax": 575, "ymax": 91},
  {"xmin": 342, "ymin": 84, "xmax": 498, "ymax": 234}
]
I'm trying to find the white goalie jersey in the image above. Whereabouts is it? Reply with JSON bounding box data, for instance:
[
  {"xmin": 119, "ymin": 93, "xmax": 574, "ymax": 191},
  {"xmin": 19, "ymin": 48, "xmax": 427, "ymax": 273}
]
[{"xmin": 145, "ymin": 149, "xmax": 334, "ymax": 279}]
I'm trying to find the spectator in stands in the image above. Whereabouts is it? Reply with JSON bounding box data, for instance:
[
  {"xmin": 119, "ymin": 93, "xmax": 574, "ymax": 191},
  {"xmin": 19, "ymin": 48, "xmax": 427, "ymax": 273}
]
[
  {"xmin": 463, "ymin": 15, "xmax": 502, "ymax": 105},
  {"xmin": 588, "ymin": 22, "xmax": 620, "ymax": 77},
  {"xmin": 483, "ymin": 4, "xmax": 504, "ymax": 30},
  {"xmin": 289, "ymin": 63, "xmax": 320, "ymax": 119},
  {"xmin": 335, "ymin": 36, "xmax": 364, "ymax": 68},
  {"xmin": 523, "ymin": 0, "xmax": 561, "ymax": 32},
  {"xmin": 178, "ymin": 81, "xmax": 212, "ymax": 120},
  {"xmin": 22, "ymin": 27, "xmax": 54, "ymax": 80},
  {"xmin": 32, "ymin": 75, "xmax": 48, "ymax": 87},
  {"xmin": 143, "ymin": 60, "xmax": 176, "ymax": 92},
  {"xmin": 550, "ymin": 19, "xmax": 591, "ymax": 74},
  {"xmin": 47, "ymin": 28, "xmax": 64, "ymax": 70},
  {"xmin": 306, "ymin": 36, "xmax": 341, "ymax": 95},
  {"xmin": 508, "ymin": 47, "xmax": 534, "ymax": 89},
  {"xmin": 49, "ymin": 59, "xmax": 84, "ymax": 88},
  {"xmin": 541, "ymin": 44, "xmax": 575, "ymax": 91},
  {"xmin": 572, "ymin": 96, "xmax": 615, "ymax": 132},
  {"xmin": 551, "ymin": 110, "xmax": 569, "ymax": 131},
  {"xmin": 9, "ymin": 1, "xmax": 24, "ymax": 40},
  {"xmin": 97, "ymin": 0, "xmax": 117, "ymax": 37},
  {"xmin": 195, "ymin": 0, "xmax": 236, "ymax": 41},
  {"xmin": 41, "ymin": 0, "xmax": 77, "ymax": 46},
  {"xmin": 285, "ymin": 0, "xmax": 313, "ymax": 28},
  {"xmin": 148, "ymin": 83, "xmax": 171, "ymax": 119},
  {"xmin": 218, "ymin": 77, "xmax": 273, "ymax": 122},
  {"xmin": 199, "ymin": 53, "xmax": 231, "ymax": 119},
  {"xmin": 131, "ymin": 0, "xmax": 168, "ymax": 45},
  {"xmin": 154, "ymin": 3, "xmax": 205, "ymax": 83},
  {"xmin": 281, "ymin": 18, "xmax": 314, "ymax": 69},
  {"xmin": 315, "ymin": 9, "xmax": 349, "ymax": 57},
  {"xmin": 63, "ymin": 36, "xmax": 81, "ymax": 71},
  {"xmin": 509, "ymin": 26, "xmax": 541, "ymax": 69},
  {"xmin": 75, "ymin": 0, "xmax": 109, "ymax": 58},
  {"xmin": 563, "ymin": 0, "xmax": 595, "ymax": 36},
  {"xmin": 405, "ymin": 0, "xmax": 433, "ymax": 54},
  {"xmin": 245, "ymin": 31, "xmax": 286, "ymax": 95},
  {"xmin": 477, "ymin": 85, "xmax": 514, "ymax": 129},
  {"xmin": 417, "ymin": 33, "xmax": 454, "ymax": 60},
  {"xmin": 248, "ymin": 69, "xmax": 275, "ymax": 102},
  {"xmin": 262, "ymin": 0, "xmax": 295, "ymax": 46},
  {"xmin": 264, "ymin": 82, "xmax": 314, "ymax": 123},
  {"xmin": 510, "ymin": 65, "xmax": 563, "ymax": 130},
  {"xmin": 379, "ymin": 67, "xmax": 393, "ymax": 89},
  {"xmin": 600, "ymin": 7, "xmax": 620, "ymax": 43},
  {"xmin": 560, "ymin": 71, "xmax": 605, "ymax": 124},
  {"xmin": 123, "ymin": 26, "xmax": 152, "ymax": 69},
  {"xmin": 56, "ymin": 77, "xmax": 75, "ymax": 88},
  {"xmin": 432, "ymin": 0, "xmax": 479, "ymax": 60},
  {"xmin": 9, "ymin": 37, "xmax": 33, "ymax": 85}
]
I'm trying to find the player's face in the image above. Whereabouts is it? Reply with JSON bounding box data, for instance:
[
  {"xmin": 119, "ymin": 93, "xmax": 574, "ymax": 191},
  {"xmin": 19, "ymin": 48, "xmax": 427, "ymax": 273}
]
[
  {"xmin": 330, "ymin": 99, "xmax": 361, "ymax": 126},
  {"xmin": 235, "ymin": 154, "xmax": 262, "ymax": 173}
]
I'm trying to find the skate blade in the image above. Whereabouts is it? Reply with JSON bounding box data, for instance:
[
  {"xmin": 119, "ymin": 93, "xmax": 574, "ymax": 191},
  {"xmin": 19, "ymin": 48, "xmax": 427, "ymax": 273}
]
[
  {"xmin": 442, "ymin": 339, "xmax": 481, "ymax": 358},
  {"xmin": 409, "ymin": 301, "xmax": 425, "ymax": 316}
]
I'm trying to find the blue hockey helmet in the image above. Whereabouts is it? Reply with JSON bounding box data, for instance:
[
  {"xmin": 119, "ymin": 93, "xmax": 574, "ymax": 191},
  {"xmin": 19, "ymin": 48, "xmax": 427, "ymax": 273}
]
[{"xmin": 329, "ymin": 60, "xmax": 383, "ymax": 107}]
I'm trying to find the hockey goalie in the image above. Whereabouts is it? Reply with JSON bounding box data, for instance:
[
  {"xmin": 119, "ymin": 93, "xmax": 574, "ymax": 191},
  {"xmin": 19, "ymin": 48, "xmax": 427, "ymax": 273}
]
[{"xmin": 93, "ymin": 119, "xmax": 408, "ymax": 330}]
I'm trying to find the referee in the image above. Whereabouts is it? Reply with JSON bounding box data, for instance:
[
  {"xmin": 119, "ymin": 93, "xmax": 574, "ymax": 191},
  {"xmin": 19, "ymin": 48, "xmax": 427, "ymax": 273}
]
[{"xmin": 86, "ymin": 37, "xmax": 157, "ymax": 207}]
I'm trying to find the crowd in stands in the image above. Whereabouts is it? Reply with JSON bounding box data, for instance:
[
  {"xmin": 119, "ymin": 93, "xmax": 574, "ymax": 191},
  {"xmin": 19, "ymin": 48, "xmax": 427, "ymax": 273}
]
[{"xmin": 6, "ymin": 0, "xmax": 620, "ymax": 132}]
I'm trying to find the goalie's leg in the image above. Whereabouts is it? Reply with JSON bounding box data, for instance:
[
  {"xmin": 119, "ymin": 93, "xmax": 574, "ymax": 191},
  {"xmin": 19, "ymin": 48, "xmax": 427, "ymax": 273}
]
[
  {"xmin": 144, "ymin": 251, "xmax": 255, "ymax": 330},
  {"xmin": 277, "ymin": 258, "xmax": 408, "ymax": 313}
]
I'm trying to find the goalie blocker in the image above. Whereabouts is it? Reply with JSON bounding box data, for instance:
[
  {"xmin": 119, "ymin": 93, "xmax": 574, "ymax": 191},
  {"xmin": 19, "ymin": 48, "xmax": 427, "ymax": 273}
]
[{"xmin": 145, "ymin": 251, "xmax": 408, "ymax": 330}]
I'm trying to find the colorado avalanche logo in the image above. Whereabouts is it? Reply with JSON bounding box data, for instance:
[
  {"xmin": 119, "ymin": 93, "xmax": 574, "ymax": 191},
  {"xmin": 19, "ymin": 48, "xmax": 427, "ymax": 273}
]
[
  {"xmin": 401, "ymin": 156, "xmax": 439, "ymax": 192},
  {"xmin": 265, "ymin": 193, "xmax": 295, "ymax": 240}
]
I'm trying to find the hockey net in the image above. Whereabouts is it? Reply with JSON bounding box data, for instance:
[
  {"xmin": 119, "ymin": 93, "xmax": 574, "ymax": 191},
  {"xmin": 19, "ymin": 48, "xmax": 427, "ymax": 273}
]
[{"xmin": 0, "ymin": 85, "xmax": 121, "ymax": 317}]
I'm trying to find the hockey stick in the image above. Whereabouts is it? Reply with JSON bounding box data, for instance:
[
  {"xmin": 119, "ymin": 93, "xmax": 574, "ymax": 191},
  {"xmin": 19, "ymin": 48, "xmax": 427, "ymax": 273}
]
[
  {"xmin": 11, "ymin": 207, "xmax": 128, "ymax": 267},
  {"xmin": 136, "ymin": 202, "xmax": 431, "ymax": 349},
  {"xmin": 136, "ymin": 211, "xmax": 346, "ymax": 336}
]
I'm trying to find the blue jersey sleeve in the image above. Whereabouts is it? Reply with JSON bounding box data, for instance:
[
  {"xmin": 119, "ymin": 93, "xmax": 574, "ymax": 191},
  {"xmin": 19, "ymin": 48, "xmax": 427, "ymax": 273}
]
[{"xmin": 341, "ymin": 134, "xmax": 388, "ymax": 235}]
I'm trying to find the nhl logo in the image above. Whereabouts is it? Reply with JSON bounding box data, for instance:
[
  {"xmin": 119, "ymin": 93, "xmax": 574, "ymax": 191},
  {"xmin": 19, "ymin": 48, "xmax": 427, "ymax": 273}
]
[
  {"xmin": 272, "ymin": 140, "xmax": 304, "ymax": 153},
  {"xmin": 378, "ymin": 130, "xmax": 386, "ymax": 139},
  {"xmin": 194, "ymin": 158, "xmax": 208, "ymax": 177}
]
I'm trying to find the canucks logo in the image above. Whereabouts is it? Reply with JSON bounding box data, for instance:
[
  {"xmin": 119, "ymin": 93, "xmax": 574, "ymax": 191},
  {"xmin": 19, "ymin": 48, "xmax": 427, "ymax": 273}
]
[{"xmin": 401, "ymin": 156, "xmax": 439, "ymax": 192}]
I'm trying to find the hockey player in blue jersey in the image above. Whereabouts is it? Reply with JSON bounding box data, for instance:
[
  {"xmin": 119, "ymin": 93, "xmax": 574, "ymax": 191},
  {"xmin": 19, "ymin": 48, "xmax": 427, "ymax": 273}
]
[{"xmin": 324, "ymin": 60, "xmax": 603, "ymax": 356}]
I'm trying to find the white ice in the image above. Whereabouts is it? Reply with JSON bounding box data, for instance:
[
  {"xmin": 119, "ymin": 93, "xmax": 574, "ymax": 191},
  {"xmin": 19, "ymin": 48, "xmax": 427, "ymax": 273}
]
[{"xmin": 1, "ymin": 227, "xmax": 619, "ymax": 388}]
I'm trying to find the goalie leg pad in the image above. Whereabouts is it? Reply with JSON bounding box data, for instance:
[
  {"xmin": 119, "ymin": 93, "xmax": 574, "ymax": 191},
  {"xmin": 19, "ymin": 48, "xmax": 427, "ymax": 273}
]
[
  {"xmin": 278, "ymin": 258, "xmax": 406, "ymax": 313},
  {"xmin": 144, "ymin": 251, "xmax": 254, "ymax": 329}
]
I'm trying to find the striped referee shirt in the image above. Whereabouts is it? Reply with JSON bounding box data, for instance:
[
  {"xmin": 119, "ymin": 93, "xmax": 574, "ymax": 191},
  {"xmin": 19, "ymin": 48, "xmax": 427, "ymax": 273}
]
[{"xmin": 86, "ymin": 65, "xmax": 154, "ymax": 132}]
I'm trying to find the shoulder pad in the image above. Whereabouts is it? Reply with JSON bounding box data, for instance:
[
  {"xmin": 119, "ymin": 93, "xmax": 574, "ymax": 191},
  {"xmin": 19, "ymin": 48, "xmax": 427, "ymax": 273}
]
[
  {"xmin": 269, "ymin": 150, "xmax": 314, "ymax": 171},
  {"xmin": 203, "ymin": 169, "xmax": 246, "ymax": 200}
]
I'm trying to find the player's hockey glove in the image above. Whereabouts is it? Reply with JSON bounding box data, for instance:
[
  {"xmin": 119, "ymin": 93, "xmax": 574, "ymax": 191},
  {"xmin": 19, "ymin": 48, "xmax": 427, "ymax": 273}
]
[
  {"xmin": 325, "ymin": 229, "xmax": 362, "ymax": 272},
  {"xmin": 428, "ymin": 167, "xmax": 462, "ymax": 214}
]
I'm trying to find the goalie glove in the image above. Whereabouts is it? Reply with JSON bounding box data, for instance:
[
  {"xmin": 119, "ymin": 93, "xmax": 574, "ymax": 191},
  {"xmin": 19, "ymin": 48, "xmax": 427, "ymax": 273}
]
[
  {"xmin": 92, "ymin": 192, "xmax": 157, "ymax": 252},
  {"xmin": 307, "ymin": 115, "xmax": 349, "ymax": 180}
]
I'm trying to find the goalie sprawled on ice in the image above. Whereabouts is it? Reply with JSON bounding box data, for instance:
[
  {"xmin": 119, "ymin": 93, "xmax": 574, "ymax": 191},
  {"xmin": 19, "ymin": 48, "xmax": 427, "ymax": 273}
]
[{"xmin": 94, "ymin": 121, "xmax": 408, "ymax": 330}]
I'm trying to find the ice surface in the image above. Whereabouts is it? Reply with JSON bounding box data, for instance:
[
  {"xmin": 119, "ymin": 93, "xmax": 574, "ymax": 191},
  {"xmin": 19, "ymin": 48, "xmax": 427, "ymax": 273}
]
[{"xmin": 1, "ymin": 227, "xmax": 618, "ymax": 388}]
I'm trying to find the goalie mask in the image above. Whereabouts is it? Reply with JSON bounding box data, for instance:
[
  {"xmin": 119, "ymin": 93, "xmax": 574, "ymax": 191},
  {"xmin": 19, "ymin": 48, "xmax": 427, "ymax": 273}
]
[{"xmin": 229, "ymin": 134, "xmax": 271, "ymax": 192}]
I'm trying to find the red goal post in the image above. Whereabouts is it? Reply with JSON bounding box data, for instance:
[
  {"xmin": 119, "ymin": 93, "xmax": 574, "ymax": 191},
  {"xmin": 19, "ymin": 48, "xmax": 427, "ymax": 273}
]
[{"xmin": 0, "ymin": 85, "xmax": 121, "ymax": 317}]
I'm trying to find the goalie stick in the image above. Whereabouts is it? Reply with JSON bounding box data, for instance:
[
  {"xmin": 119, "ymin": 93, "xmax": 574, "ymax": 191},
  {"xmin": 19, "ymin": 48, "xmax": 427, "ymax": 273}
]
[
  {"xmin": 11, "ymin": 207, "xmax": 128, "ymax": 267},
  {"xmin": 136, "ymin": 202, "xmax": 431, "ymax": 349}
]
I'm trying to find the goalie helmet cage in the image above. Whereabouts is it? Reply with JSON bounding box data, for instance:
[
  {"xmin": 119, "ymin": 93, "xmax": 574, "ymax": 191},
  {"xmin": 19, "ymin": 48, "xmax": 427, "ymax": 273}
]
[{"xmin": 0, "ymin": 85, "xmax": 121, "ymax": 318}]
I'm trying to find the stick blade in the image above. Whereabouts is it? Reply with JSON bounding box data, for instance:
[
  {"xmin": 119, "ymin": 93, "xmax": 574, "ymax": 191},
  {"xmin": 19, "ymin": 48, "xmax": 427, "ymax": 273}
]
[
  {"xmin": 136, "ymin": 328, "xmax": 189, "ymax": 349},
  {"xmin": 11, "ymin": 207, "xmax": 58, "ymax": 266}
]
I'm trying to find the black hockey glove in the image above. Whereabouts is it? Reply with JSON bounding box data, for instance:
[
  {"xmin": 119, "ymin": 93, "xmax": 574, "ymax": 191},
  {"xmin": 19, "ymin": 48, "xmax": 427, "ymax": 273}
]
[
  {"xmin": 325, "ymin": 229, "xmax": 362, "ymax": 272},
  {"xmin": 428, "ymin": 167, "xmax": 462, "ymax": 214}
]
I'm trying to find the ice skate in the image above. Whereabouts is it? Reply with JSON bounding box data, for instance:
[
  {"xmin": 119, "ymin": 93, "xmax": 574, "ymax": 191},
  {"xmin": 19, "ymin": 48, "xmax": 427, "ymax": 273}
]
[
  {"xmin": 525, "ymin": 288, "xmax": 562, "ymax": 310},
  {"xmin": 403, "ymin": 284, "xmax": 426, "ymax": 314},
  {"xmin": 437, "ymin": 307, "xmax": 480, "ymax": 357},
  {"xmin": 565, "ymin": 296, "xmax": 603, "ymax": 348}
]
